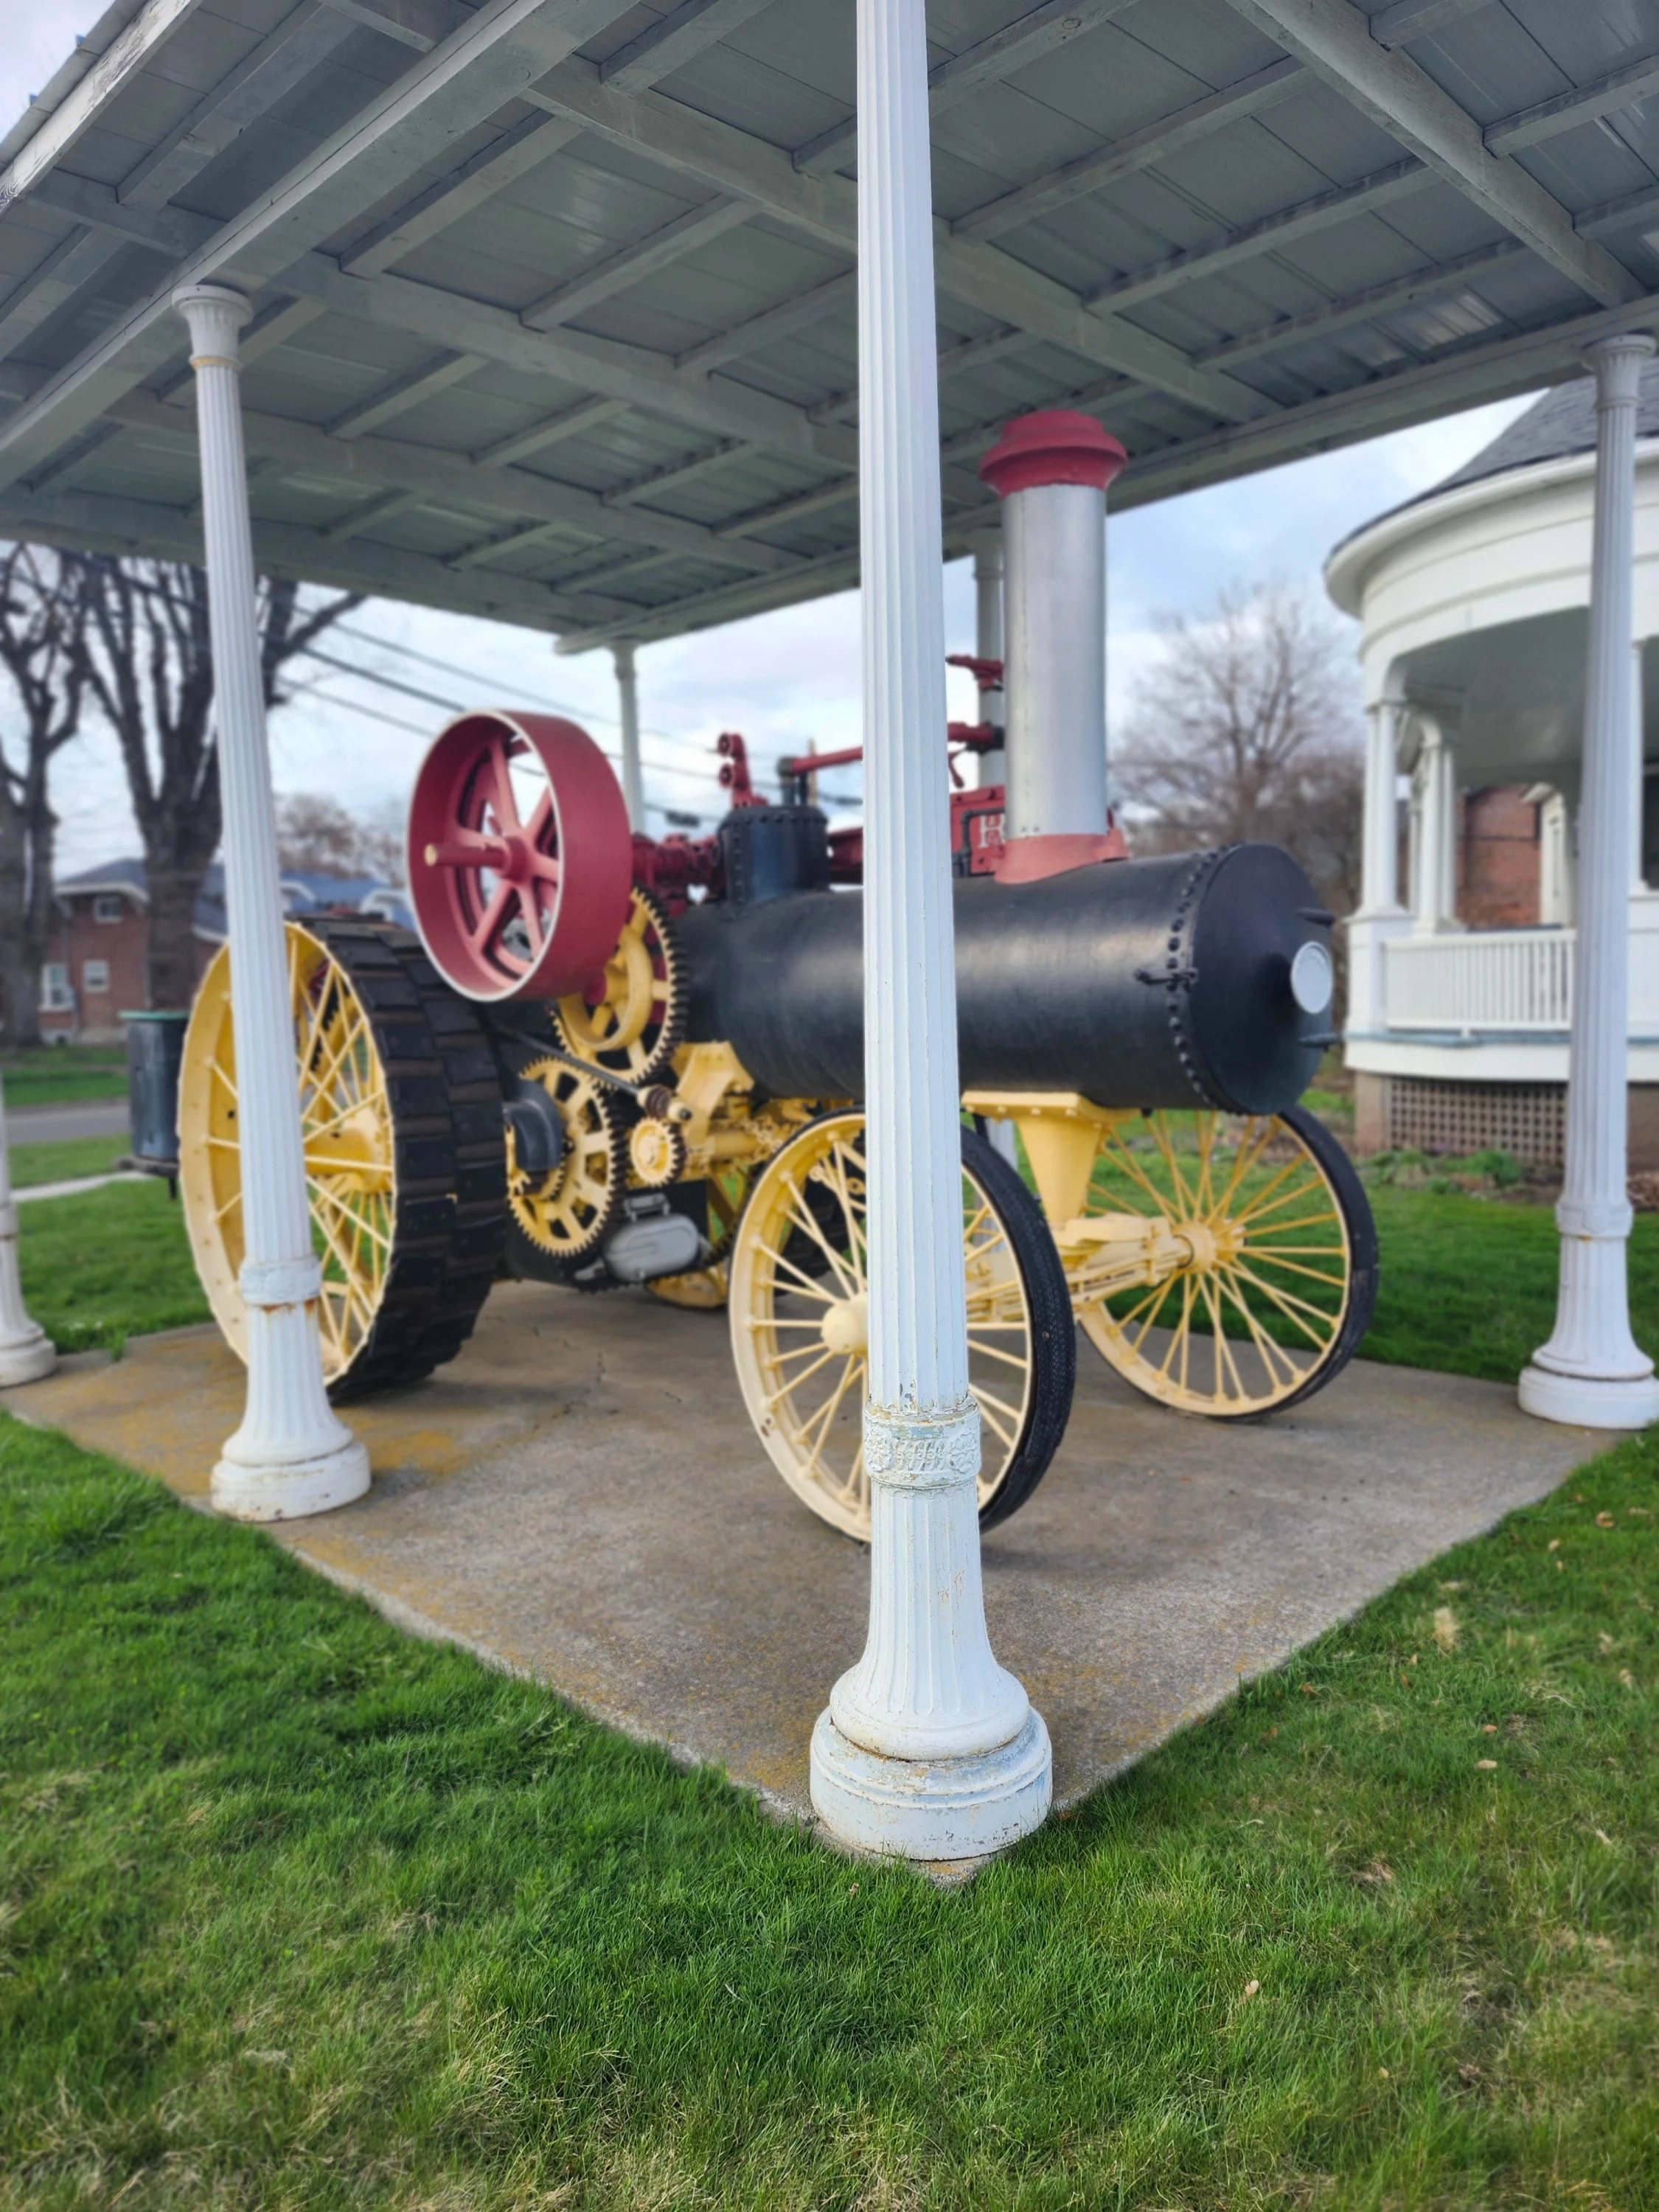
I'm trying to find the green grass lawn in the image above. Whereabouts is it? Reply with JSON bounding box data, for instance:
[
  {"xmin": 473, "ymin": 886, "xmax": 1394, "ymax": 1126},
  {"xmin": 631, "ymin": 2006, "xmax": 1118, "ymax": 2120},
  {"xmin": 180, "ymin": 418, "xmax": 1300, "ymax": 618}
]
[
  {"xmin": 1364, "ymin": 1189, "xmax": 1659, "ymax": 1384},
  {"xmin": 1, "ymin": 1412, "xmax": 1653, "ymax": 2209},
  {"xmin": 15, "ymin": 1180, "xmax": 208, "ymax": 1355},
  {"xmin": 2, "ymin": 1169, "xmax": 1656, "ymax": 2205},
  {"xmin": 1, "ymin": 1044, "xmax": 128, "ymax": 1109},
  {"xmin": 9, "ymin": 1133, "xmax": 131, "ymax": 1189}
]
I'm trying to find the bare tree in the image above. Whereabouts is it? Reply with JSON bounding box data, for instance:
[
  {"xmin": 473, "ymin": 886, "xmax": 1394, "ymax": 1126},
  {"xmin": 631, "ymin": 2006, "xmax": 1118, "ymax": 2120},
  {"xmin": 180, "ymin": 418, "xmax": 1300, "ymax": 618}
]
[
  {"xmin": 74, "ymin": 559, "xmax": 361, "ymax": 1008},
  {"xmin": 1114, "ymin": 583, "xmax": 1365, "ymax": 914},
  {"xmin": 276, "ymin": 790, "xmax": 403, "ymax": 882},
  {"xmin": 0, "ymin": 546, "xmax": 88, "ymax": 1046}
]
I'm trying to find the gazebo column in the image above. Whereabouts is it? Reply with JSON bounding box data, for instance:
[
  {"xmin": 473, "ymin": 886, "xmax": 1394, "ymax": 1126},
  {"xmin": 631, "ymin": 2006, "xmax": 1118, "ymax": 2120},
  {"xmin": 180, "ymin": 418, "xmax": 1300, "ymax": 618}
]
[
  {"xmin": 174, "ymin": 283, "xmax": 371, "ymax": 1518},
  {"xmin": 971, "ymin": 532, "xmax": 1006, "ymax": 786},
  {"xmin": 0, "ymin": 1085, "xmax": 55, "ymax": 1387},
  {"xmin": 1411, "ymin": 717, "xmax": 1458, "ymax": 936},
  {"xmin": 612, "ymin": 640, "xmax": 646, "ymax": 832},
  {"xmin": 809, "ymin": 0, "xmax": 1051, "ymax": 1865},
  {"xmin": 1346, "ymin": 693, "xmax": 1409, "ymax": 1042},
  {"xmin": 1521, "ymin": 334, "xmax": 1659, "ymax": 1430}
]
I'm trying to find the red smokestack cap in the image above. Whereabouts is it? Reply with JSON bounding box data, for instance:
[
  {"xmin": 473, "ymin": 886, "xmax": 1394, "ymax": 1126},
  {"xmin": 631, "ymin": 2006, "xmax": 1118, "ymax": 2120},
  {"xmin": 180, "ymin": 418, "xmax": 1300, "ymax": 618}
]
[{"xmin": 978, "ymin": 408, "xmax": 1128, "ymax": 498}]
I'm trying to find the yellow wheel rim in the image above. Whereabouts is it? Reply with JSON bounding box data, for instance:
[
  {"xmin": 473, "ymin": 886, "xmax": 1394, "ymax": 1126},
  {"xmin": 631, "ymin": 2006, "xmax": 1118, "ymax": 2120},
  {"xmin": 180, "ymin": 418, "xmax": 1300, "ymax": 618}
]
[
  {"xmin": 729, "ymin": 1113, "xmax": 1034, "ymax": 1540},
  {"xmin": 1072, "ymin": 1109, "xmax": 1352, "ymax": 1416},
  {"xmin": 179, "ymin": 924, "xmax": 394, "ymax": 1383}
]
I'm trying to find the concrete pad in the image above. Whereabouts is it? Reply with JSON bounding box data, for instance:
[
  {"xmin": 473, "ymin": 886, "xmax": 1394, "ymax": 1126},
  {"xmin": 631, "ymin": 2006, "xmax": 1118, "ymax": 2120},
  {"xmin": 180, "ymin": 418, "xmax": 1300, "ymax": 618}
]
[{"xmin": 7, "ymin": 1284, "xmax": 1610, "ymax": 1817}]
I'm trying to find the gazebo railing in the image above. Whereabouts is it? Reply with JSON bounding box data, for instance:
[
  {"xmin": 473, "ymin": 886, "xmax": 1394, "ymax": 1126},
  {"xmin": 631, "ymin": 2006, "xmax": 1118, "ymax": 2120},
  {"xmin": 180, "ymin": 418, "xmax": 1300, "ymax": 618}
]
[{"xmin": 1385, "ymin": 928, "xmax": 1576, "ymax": 1032}]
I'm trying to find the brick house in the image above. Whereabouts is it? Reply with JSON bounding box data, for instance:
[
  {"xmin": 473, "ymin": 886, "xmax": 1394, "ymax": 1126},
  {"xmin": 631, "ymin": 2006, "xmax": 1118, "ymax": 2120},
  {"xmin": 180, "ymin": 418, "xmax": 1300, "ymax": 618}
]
[{"xmin": 39, "ymin": 858, "xmax": 411, "ymax": 1042}]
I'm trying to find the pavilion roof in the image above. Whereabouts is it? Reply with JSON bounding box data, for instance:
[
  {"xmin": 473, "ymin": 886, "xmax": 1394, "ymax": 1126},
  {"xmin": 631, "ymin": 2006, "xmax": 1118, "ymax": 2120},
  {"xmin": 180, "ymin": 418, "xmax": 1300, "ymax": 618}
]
[{"xmin": 2, "ymin": 0, "xmax": 1658, "ymax": 655}]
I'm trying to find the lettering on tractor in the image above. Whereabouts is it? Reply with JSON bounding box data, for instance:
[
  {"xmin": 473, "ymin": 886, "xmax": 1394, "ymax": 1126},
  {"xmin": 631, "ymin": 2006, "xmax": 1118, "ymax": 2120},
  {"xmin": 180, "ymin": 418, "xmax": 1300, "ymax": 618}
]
[{"xmin": 178, "ymin": 689, "xmax": 1375, "ymax": 1543}]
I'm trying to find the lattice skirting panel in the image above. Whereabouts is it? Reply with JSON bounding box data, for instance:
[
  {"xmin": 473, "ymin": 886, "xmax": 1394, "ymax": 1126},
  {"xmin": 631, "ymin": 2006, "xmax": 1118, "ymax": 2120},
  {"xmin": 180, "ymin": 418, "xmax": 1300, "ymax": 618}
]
[{"xmin": 1385, "ymin": 1077, "xmax": 1565, "ymax": 1166}]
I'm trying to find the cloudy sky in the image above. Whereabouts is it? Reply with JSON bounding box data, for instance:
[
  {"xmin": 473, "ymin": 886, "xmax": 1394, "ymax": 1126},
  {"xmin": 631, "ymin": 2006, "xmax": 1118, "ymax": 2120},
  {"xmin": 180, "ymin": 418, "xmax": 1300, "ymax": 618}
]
[{"xmin": 4, "ymin": 1, "xmax": 1535, "ymax": 874}]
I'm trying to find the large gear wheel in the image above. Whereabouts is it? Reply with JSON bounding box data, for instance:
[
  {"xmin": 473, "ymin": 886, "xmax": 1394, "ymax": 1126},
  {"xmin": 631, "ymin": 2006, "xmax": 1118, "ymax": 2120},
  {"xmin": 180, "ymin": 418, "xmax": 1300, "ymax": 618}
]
[
  {"xmin": 553, "ymin": 883, "xmax": 685, "ymax": 1085},
  {"xmin": 502, "ymin": 1056, "xmax": 625, "ymax": 1275}
]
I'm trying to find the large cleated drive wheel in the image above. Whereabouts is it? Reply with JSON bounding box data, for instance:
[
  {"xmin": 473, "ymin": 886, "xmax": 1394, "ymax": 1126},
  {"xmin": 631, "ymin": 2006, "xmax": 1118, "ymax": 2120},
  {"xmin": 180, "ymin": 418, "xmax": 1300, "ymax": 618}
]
[
  {"xmin": 728, "ymin": 1111, "xmax": 1075, "ymax": 1541},
  {"xmin": 180, "ymin": 919, "xmax": 507, "ymax": 1398},
  {"xmin": 1069, "ymin": 1104, "xmax": 1377, "ymax": 1419}
]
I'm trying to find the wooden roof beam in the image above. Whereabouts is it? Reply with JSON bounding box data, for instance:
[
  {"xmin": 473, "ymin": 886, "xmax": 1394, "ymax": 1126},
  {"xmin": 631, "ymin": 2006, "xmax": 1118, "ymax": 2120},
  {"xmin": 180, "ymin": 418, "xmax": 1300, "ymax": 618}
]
[
  {"xmin": 1222, "ymin": 0, "xmax": 1641, "ymax": 307},
  {"xmin": 325, "ymin": 347, "xmax": 486, "ymax": 436},
  {"xmin": 1089, "ymin": 158, "xmax": 1429, "ymax": 315},
  {"xmin": 1486, "ymin": 51, "xmax": 1659, "ymax": 160},
  {"xmin": 600, "ymin": 0, "xmax": 782, "ymax": 93},
  {"xmin": 793, "ymin": 0, "xmax": 1139, "ymax": 176},
  {"xmin": 522, "ymin": 196, "xmax": 753, "ymax": 327},
  {"xmin": 0, "ymin": 479, "xmax": 611, "ymax": 630},
  {"xmin": 953, "ymin": 58, "xmax": 1305, "ymax": 243},
  {"xmin": 341, "ymin": 113, "xmax": 583, "ymax": 278},
  {"xmin": 0, "ymin": 0, "xmax": 207, "ymax": 213},
  {"xmin": 526, "ymin": 61, "xmax": 1273, "ymax": 422},
  {"xmin": 107, "ymin": 383, "xmax": 789, "ymax": 573},
  {"xmin": 0, "ymin": 0, "xmax": 647, "ymax": 492},
  {"xmin": 1192, "ymin": 237, "xmax": 1526, "ymax": 367}
]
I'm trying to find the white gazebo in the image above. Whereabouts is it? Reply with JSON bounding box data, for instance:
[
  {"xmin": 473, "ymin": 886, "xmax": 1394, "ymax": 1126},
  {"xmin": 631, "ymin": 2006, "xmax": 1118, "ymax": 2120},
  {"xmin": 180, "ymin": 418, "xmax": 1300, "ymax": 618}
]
[
  {"xmin": 7, "ymin": 0, "xmax": 1659, "ymax": 1851},
  {"xmin": 1330, "ymin": 363, "xmax": 1659, "ymax": 1167}
]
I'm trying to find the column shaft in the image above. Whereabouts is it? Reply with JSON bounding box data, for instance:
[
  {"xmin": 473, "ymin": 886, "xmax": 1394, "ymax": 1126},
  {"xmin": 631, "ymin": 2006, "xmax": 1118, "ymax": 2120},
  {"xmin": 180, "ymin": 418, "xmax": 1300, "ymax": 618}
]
[
  {"xmin": 810, "ymin": 0, "xmax": 1049, "ymax": 1863},
  {"xmin": 1522, "ymin": 334, "xmax": 1659, "ymax": 1429},
  {"xmin": 1360, "ymin": 700, "xmax": 1402, "ymax": 914},
  {"xmin": 0, "ymin": 1079, "xmax": 55, "ymax": 1386},
  {"xmin": 613, "ymin": 641, "xmax": 645, "ymax": 832},
  {"xmin": 174, "ymin": 283, "xmax": 370, "ymax": 1517}
]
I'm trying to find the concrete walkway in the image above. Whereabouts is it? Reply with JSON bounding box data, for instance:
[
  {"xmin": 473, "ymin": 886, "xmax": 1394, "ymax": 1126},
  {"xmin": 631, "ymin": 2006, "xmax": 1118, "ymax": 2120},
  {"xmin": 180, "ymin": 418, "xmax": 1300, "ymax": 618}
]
[{"xmin": 8, "ymin": 1284, "xmax": 1610, "ymax": 1818}]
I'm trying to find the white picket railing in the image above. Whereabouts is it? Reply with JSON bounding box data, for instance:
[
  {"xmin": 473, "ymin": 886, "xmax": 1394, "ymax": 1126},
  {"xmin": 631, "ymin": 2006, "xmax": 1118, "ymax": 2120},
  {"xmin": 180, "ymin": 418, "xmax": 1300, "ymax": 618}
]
[{"xmin": 1385, "ymin": 928, "xmax": 1574, "ymax": 1032}]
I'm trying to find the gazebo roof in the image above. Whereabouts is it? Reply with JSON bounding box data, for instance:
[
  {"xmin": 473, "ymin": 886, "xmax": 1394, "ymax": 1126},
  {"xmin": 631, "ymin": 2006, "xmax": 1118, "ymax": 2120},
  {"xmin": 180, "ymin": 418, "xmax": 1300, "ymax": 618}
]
[{"xmin": 4, "ymin": 0, "xmax": 1659, "ymax": 655}]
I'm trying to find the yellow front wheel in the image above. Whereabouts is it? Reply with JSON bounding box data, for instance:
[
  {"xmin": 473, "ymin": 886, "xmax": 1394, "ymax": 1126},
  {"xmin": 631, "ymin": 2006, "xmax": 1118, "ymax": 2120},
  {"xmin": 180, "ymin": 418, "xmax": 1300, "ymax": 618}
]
[
  {"xmin": 729, "ymin": 1112, "xmax": 1074, "ymax": 1540},
  {"xmin": 179, "ymin": 920, "xmax": 507, "ymax": 1396},
  {"xmin": 1071, "ymin": 1105, "xmax": 1377, "ymax": 1418}
]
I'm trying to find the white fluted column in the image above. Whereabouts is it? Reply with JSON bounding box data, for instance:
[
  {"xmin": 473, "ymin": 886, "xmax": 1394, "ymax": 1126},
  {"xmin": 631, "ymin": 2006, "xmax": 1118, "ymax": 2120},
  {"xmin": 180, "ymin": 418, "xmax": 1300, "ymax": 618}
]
[
  {"xmin": 175, "ymin": 284, "xmax": 371, "ymax": 1517},
  {"xmin": 0, "ymin": 1080, "xmax": 55, "ymax": 1386},
  {"xmin": 613, "ymin": 640, "xmax": 645, "ymax": 832},
  {"xmin": 810, "ymin": 0, "xmax": 1050, "ymax": 1864},
  {"xmin": 1521, "ymin": 333, "xmax": 1659, "ymax": 1430},
  {"xmin": 971, "ymin": 532, "xmax": 1006, "ymax": 787},
  {"xmin": 1346, "ymin": 695, "xmax": 1410, "ymax": 1040},
  {"xmin": 1411, "ymin": 718, "xmax": 1458, "ymax": 935}
]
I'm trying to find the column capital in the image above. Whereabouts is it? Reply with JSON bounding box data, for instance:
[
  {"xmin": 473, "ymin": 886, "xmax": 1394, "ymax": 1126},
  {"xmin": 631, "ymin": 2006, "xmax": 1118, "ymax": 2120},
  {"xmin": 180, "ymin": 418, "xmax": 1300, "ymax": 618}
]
[
  {"xmin": 172, "ymin": 283, "xmax": 252, "ymax": 363},
  {"xmin": 1584, "ymin": 330, "xmax": 1656, "ymax": 403}
]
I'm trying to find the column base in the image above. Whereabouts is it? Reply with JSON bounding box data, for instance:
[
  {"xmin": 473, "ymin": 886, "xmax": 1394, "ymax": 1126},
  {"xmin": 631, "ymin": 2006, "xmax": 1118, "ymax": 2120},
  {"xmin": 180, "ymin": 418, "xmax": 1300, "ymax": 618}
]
[
  {"xmin": 1518, "ymin": 1360, "xmax": 1659, "ymax": 1429},
  {"xmin": 211, "ymin": 1432, "xmax": 371, "ymax": 1522},
  {"xmin": 0, "ymin": 1327, "xmax": 57, "ymax": 1388},
  {"xmin": 810, "ymin": 1705, "xmax": 1051, "ymax": 1865}
]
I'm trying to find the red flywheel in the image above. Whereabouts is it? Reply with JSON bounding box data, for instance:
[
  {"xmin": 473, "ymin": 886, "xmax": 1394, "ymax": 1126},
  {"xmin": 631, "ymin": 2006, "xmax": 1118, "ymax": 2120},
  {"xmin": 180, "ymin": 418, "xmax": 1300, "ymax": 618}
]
[{"xmin": 406, "ymin": 710, "xmax": 633, "ymax": 1002}]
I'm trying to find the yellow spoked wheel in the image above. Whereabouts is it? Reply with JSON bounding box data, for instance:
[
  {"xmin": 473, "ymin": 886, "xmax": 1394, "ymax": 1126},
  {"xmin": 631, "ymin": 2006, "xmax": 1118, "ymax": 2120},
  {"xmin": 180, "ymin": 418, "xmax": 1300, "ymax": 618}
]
[
  {"xmin": 553, "ymin": 883, "xmax": 684, "ymax": 1083},
  {"xmin": 179, "ymin": 919, "xmax": 506, "ymax": 1394},
  {"xmin": 729, "ymin": 1112, "xmax": 1074, "ymax": 1540},
  {"xmin": 1071, "ymin": 1104, "xmax": 1377, "ymax": 1419}
]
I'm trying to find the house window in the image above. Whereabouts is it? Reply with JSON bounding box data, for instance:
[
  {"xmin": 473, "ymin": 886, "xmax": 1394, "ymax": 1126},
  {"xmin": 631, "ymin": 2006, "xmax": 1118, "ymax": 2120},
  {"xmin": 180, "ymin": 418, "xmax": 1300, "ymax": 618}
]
[
  {"xmin": 41, "ymin": 963, "xmax": 72, "ymax": 1012},
  {"xmin": 82, "ymin": 959, "xmax": 110, "ymax": 995},
  {"xmin": 92, "ymin": 894, "xmax": 124, "ymax": 924}
]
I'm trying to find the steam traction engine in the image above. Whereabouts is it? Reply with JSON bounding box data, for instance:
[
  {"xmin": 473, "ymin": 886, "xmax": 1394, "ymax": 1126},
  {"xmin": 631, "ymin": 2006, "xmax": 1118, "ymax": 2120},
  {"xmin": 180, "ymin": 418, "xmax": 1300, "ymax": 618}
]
[{"xmin": 176, "ymin": 411, "xmax": 1377, "ymax": 1541}]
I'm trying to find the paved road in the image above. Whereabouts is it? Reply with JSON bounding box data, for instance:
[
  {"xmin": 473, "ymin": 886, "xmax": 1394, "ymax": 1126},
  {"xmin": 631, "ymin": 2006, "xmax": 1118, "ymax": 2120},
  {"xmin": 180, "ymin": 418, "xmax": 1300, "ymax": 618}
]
[{"xmin": 7, "ymin": 1099, "xmax": 131, "ymax": 1145}]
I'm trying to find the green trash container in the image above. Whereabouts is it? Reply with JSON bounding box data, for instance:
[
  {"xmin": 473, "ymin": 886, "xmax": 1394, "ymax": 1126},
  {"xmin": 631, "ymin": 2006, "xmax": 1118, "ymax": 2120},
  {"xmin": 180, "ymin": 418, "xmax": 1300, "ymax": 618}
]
[{"xmin": 122, "ymin": 1010, "xmax": 189, "ymax": 1173}]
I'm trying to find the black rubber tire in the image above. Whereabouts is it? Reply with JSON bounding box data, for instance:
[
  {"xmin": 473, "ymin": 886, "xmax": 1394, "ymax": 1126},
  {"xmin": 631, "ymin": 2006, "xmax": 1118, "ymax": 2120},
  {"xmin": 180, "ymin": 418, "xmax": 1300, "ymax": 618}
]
[
  {"xmin": 300, "ymin": 919, "xmax": 507, "ymax": 1400},
  {"xmin": 960, "ymin": 1124, "xmax": 1077, "ymax": 1530}
]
